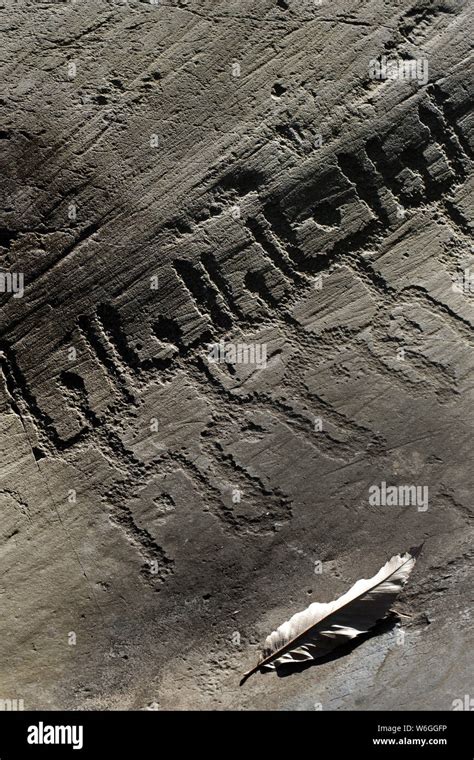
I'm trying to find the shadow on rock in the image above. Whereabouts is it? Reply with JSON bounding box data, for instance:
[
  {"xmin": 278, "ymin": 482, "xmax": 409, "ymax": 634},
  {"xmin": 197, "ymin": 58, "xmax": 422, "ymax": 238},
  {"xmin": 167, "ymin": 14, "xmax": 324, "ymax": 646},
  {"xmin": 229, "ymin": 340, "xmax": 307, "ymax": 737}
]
[{"xmin": 273, "ymin": 613, "xmax": 400, "ymax": 679}]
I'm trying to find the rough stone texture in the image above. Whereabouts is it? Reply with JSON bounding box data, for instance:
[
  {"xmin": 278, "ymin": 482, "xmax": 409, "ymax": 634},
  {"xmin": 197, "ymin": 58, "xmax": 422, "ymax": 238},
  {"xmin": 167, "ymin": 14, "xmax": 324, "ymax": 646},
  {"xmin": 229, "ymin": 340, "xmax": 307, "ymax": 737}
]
[{"xmin": 0, "ymin": 0, "xmax": 472, "ymax": 710}]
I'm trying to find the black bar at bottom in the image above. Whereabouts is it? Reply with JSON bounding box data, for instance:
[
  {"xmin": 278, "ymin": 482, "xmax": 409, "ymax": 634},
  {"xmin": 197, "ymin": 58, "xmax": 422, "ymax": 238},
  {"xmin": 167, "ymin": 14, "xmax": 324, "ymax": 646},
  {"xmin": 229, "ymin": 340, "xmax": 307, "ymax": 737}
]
[{"xmin": 0, "ymin": 710, "xmax": 470, "ymax": 757}]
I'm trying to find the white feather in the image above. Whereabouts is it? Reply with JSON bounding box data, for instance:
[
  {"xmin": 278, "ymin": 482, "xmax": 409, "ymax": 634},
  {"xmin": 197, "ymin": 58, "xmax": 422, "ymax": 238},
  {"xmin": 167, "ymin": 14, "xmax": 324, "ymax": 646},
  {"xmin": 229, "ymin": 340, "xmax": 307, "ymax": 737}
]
[{"xmin": 240, "ymin": 546, "xmax": 421, "ymax": 684}]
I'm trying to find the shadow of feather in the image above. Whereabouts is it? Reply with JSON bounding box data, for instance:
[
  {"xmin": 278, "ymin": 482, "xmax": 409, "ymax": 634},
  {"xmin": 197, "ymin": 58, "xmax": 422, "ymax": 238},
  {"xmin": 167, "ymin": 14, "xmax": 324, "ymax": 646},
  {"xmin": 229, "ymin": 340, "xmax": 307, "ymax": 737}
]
[{"xmin": 273, "ymin": 613, "xmax": 400, "ymax": 679}]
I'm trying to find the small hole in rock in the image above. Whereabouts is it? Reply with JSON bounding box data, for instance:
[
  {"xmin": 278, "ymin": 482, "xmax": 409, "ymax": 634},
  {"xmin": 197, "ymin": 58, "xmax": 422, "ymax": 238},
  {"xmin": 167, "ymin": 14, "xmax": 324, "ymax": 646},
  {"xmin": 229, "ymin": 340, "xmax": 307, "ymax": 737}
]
[
  {"xmin": 313, "ymin": 201, "xmax": 341, "ymax": 228},
  {"xmin": 271, "ymin": 82, "xmax": 287, "ymax": 98}
]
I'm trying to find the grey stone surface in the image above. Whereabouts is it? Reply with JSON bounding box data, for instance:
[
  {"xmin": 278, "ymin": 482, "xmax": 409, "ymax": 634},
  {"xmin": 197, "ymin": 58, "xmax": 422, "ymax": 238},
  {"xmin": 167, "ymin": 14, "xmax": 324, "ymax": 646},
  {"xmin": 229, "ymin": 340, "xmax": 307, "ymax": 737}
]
[{"xmin": 0, "ymin": 0, "xmax": 472, "ymax": 710}]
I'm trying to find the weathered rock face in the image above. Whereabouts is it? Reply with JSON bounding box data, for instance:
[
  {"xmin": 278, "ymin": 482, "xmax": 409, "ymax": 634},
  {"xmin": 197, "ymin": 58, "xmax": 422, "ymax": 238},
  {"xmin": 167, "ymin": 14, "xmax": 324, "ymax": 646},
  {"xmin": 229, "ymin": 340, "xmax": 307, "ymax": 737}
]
[{"xmin": 0, "ymin": 0, "xmax": 472, "ymax": 710}]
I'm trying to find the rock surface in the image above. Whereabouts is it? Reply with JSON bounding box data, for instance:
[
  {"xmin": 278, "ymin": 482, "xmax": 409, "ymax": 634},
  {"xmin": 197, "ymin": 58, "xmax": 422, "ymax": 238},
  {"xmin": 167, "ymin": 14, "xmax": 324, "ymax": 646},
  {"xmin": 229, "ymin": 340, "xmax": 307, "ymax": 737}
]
[{"xmin": 0, "ymin": 0, "xmax": 472, "ymax": 710}]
